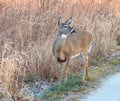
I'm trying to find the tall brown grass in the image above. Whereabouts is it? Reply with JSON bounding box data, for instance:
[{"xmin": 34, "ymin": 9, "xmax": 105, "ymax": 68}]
[{"xmin": 0, "ymin": 0, "xmax": 120, "ymax": 100}]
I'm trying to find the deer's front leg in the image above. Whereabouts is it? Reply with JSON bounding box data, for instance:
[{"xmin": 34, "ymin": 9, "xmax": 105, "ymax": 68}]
[
  {"xmin": 64, "ymin": 58, "xmax": 70, "ymax": 81},
  {"xmin": 58, "ymin": 62, "xmax": 64, "ymax": 81}
]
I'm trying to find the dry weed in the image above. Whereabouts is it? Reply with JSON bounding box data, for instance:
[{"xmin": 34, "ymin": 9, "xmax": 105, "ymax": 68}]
[{"xmin": 0, "ymin": 0, "xmax": 120, "ymax": 100}]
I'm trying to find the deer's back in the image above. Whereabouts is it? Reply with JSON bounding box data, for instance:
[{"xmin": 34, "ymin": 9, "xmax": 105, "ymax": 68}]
[{"xmin": 65, "ymin": 31, "xmax": 92, "ymax": 55}]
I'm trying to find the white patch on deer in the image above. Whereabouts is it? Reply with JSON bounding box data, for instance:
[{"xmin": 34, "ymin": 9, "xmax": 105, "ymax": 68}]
[
  {"xmin": 71, "ymin": 53, "xmax": 81, "ymax": 59},
  {"xmin": 61, "ymin": 34, "xmax": 67, "ymax": 39},
  {"xmin": 88, "ymin": 44, "xmax": 92, "ymax": 53}
]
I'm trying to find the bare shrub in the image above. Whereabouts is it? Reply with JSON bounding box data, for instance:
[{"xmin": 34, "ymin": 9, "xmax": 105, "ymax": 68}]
[{"xmin": 0, "ymin": 0, "xmax": 120, "ymax": 100}]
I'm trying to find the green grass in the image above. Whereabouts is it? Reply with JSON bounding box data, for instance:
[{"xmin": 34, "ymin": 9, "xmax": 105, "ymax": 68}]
[
  {"xmin": 42, "ymin": 73, "xmax": 91, "ymax": 100},
  {"xmin": 24, "ymin": 74, "xmax": 37, "ymax": 84}
]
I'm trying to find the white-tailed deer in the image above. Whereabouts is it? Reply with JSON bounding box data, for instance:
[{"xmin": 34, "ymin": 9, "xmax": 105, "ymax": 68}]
[{"xmin": 53, "ymin": 17, "xmax": 92, "ymax": 81}]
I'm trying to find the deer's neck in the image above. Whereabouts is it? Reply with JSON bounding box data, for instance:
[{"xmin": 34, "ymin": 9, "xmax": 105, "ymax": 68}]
[{"xmin": 56, "ymin": 34, "xmax": 67, "ymax": 48}]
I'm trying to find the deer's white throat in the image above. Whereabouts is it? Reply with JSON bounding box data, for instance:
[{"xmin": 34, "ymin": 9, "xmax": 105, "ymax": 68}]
[{"xmin": 61, "ymin": 34, "xmax": 67, "ymax": 39}]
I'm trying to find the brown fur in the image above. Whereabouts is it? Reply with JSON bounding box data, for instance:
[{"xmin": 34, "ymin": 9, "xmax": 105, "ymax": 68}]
[{"xmin": 53, "ymin": 18, "xmax": 92, "ymax": 81}]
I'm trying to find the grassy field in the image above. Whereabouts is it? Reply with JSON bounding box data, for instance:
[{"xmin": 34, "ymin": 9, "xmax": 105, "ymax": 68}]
[
  {"xmin": 0, "ymin": 0, "xmax": 120, "ymax": 100},
  {"xmin": 43, "ymin": 57, "xmax": 120, "ymax": 101}
]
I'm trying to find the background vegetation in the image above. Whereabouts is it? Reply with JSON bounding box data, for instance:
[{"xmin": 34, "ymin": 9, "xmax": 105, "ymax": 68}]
[{"xmin": 0, "ymin": 0, "xmax": 120, "ymax": 100}]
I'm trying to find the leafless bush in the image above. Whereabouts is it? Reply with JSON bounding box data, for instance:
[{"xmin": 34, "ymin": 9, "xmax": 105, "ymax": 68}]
[{"xmin": 0, "ymin": 0, "xmax": 120, "ymax": 100}]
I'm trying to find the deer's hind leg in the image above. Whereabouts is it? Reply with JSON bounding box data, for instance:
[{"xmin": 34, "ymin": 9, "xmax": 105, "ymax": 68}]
[
  {"xmin": 80, "ymin": 53, "xmax": 85, "ymax": 66},
  {"xmin": 82, "ymin": 51, "xmax": 89, "ymax": 81}
]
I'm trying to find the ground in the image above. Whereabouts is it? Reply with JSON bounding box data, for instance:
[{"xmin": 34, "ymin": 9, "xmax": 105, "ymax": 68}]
[
  {"xmin": 82, "ymin": 72, "xmax": 120, "ymax": 101},
  {"xmin": 33, "ymin": 50, "xmax": 120, "ymax": 101}
]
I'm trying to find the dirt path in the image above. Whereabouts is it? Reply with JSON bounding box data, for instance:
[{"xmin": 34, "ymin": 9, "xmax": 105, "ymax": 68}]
[{"xmin": 82, "ymin": 72, "xmax": 120, "ymax": 101}]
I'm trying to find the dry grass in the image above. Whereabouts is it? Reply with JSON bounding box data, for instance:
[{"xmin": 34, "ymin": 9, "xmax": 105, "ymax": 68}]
[{"xmin": 0, "ymin": 0, "xmax": 120, "ymax": 100}]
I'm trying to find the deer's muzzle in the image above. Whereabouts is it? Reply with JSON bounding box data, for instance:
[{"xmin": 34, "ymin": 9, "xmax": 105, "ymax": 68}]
[{"xmin": 57, "ymin": 57, "xmax": 66, "ymax": 63}]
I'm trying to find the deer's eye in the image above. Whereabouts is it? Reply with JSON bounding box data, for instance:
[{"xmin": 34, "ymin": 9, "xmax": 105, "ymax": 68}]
[{"xmin": 64, "ymin": 25, "xmax": 68, "ymax": 29}]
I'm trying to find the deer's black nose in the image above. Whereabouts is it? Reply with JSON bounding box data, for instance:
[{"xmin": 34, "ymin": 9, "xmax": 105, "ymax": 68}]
[
  {"xmin": 57, "ymin": 57, "xmax": 60, "ymax": 61},
  {"xmin": 57, "ymin": 57, "xmax": 66, "ymax": 62}
]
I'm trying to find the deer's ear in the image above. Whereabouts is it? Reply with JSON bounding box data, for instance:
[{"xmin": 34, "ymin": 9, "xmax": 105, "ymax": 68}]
[
  {"xmin": 58, "ymin": 17, "xmax": 62, "ymax": 26},
  {"xmin": 65, "ymin": 17, "xmax": 72, "ymax": 25}
]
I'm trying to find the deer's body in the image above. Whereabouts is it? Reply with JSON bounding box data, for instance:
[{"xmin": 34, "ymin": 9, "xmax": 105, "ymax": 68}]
[
  {"xmin": 53, "ymin": 31, "xmax": 92, "ymax": 61},
  {"xmin": 53, "ymin": 17, "xmax": 92, "ymax": 81}
]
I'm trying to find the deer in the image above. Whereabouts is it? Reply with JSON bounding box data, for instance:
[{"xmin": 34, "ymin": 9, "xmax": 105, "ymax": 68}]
[{"xmin": 52, "ymin": 17, "xmax": 92, "ymax": 81}]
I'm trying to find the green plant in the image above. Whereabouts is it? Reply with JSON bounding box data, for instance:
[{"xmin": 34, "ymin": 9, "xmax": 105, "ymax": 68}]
[
  {"xmin": 42, "ymin": 73, "xmax": 90, "ymax": 100},
  {"xmin": 24, "ymin": 74, "xmax": 37, "ymax": 84}
]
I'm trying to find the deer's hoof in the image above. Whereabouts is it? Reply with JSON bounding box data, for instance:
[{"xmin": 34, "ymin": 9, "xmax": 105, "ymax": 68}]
[{"xmin": 81, "ymin": 64, "xmax": 84, "ymax": 67}]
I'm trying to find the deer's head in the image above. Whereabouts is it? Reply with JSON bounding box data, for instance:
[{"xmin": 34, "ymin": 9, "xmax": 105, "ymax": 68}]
[{"xmin": 58, "ymin": 17, "xmax": 75, "ymax": 38}]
